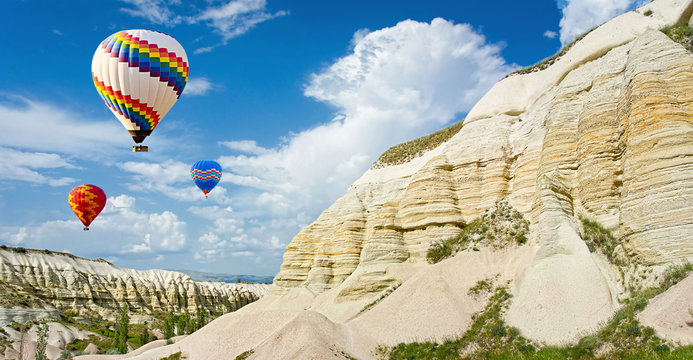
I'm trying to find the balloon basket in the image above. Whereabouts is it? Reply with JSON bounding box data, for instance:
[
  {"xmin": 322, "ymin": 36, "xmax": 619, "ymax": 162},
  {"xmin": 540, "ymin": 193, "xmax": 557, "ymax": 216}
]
[
  {"xmin": 133, "ymin": 145, "xmax": 149, "ymax": 152},
  {"xmin": 83, "ymin": 227, "xmax": 89, "ymax": 231}
]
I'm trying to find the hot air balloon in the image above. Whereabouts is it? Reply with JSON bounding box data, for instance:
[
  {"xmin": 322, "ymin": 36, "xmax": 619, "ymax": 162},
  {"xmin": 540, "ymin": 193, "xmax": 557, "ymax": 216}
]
[
  {"xmin": 191, "ymin": 161, "xmax": 222, "ymax": 199},
  {"xmin": 68, "ymin": 185, "xmax": 107, "ymax": 231},
  {"xmin": 92, "ymin": 30, "xmax": 189, "ymax": 152}
]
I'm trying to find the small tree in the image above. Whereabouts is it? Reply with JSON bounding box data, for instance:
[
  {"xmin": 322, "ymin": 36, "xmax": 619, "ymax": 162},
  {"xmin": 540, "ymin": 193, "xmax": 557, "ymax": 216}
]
[
  {"xmin": 176, "ymin": 312, "xmax": 189, "ymax": 335},
  {"xmin": 139, "ymin": 325, "xmax": 149, "ymax": 346},
  {"xmin": 185, "ymin": 312, "xmax": 195, "ymax": 334},
  {"xmin": 195, "ymin": 307, "xmax": 208, "ymax": 331},
  {"xmin": 35, "ymin": 323, "xmax": 49, "ymax": 360},
  {"xmin": 163, "ymin": 312, "xmax": 175, "ymax": 339},
  {"xmin": 114, "ymin": 306, "xmax": 129, "ymax": 353}
]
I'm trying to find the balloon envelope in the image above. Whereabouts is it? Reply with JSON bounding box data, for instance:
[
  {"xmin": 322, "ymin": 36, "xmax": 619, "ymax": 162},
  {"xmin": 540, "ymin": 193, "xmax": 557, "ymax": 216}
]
[
  {"xmin": 92, "ymin": 29, "xmax": 188, "ymax": 144},
  {"xmin": 69, "ymin": 184, "xmax": 107, "ymax": 230},
  {"xmin": 191, "ymin": 161, "xmax": 222, "ymax": 198}
]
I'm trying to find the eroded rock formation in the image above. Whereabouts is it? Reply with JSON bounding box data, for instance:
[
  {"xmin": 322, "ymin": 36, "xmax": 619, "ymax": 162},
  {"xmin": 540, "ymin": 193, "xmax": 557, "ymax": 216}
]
[{"xmin": 0, "ymin": 248, "xmax": 269, "ymax": 323}]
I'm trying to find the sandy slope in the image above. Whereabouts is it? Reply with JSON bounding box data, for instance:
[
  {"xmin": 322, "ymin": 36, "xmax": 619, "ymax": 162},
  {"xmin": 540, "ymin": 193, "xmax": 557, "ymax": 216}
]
[{"xmin": 639, "ymin": 273, "xmax": 693, "ymax": 345}]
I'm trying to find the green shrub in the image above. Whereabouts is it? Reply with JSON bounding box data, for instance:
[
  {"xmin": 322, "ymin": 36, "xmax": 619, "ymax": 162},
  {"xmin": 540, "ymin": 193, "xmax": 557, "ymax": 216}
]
[
  {"xmin": 235, "ymin": 349, "xmax": 254, "ymax": 360},
  {"xmin": 427, "ymin": 200, "xmax": 530, "ymax": 263},
  {"xmin": 160, "ymin": 352, "xmax": 182, "ymax": 360},
  {"xmin": 468, "ymin": 277, "xmax": 495, "ymax": 296},
  {"xmin": 580, "ymin": 216, "xmax": 626, "ymax": 266},
  {"xmin": 661, "ymin": 22, "xmax": 693, "ymax": 51}
]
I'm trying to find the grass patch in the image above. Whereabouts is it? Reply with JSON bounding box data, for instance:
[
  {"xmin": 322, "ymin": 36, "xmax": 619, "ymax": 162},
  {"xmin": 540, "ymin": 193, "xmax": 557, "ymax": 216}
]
[
  {"xmin": 378, "ymin": 263, "xmax": 693, "ymax": 359},
  {"xmin": 580, "ymin": 216, "xmax": 627, "ymax": 266},
  {"xmin": 506, "ymin": 27, "xmax": 597, "ymax": 78},
  {"xmin": 235, "ymin": 349, "xmax": 254, "ymax": 360},
  {"xmin": 427, "ymin": 199, "xmax": 530, "ymax": 264},
  {"xmin": 160, "ymin": 352, "xmax": 182, "ymax": 360},
  {"xmin": 360, "ymin": 282, "xmax": 401, "ymax": 314},
  {"xmin": 372, "ymin": 121, "xmax": 463, "ymax": 168},
  {"xmin": 468, "ymin": 276, "xmax": 497, "ymax": 297},
  {"xmin": 661, "ymin": 22, "xmax": 693, "ymax": 52}
]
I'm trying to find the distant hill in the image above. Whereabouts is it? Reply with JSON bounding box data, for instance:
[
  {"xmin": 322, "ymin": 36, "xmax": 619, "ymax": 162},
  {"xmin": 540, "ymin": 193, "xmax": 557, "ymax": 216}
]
[{"xmin": 175, "ymin": 269, "xmax": 274, "ymax": 284}]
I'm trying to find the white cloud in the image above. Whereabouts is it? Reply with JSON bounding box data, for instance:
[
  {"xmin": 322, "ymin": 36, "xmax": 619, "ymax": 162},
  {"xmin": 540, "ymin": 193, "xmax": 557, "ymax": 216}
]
[
  {"xmin": 219, "ymin": 140, "xmax": 270, "ymax": 155},
  {"xmin": 194, "ymin": 0, "xmax": 288, "ymax": 43},
  {"xmin": 544, "ymin": 30, "xmax": 558, "ymax": 39},
  {"xmin": 1, "ymin": 194, "xmax": 188, "ymax": 258},
  {"xmin": 558, "ymin": 0, "xmax": 638, "ymax": 45},
  {"xmin": 119, "ymin": 0, "xmax": 182, "ymax": 25},
  {"xmin": 118, "ymin": 160, "xmax": 233, "ymax": 204},
  {"xmin": 102, "ymin": 195, "xmax": 188, "ymax": 252},
  {"xmin": 194, "ymin": 232, "xmax": 228, "ymax": 261},
  {"xmin": 188, "ymin": 205, "xmax": 234, "ymax": 220},
  {"xmin": 123, "ymin": 234, "xmax": 152, "ymax": 253},
  {"xmin": 119, "ymin": 0, "xmax": 287, "ymax": 52},
  {"xmin": 0, "ymin": 147, "xmax": 77, "ymax": 186},
  {"xmin": 52, "ymin": 29, "xmax": 63, "ymax": 36},
  {"xmin": 0, "ymin": 96, "xmax": 129, "ymax": 155},
  {"xmin": 0, "ymin": 227, "xmax": 27, "ymax": 245},
  {"xmin": 219, "ymin": 18, "xmax": 514, "ymax": 220},
  {"xmin": 193, "ymin": 46, "xmax": 215, "ymax": 55},
  {"xmin": 184, "ymin": 77, "xmax": 217, "ymax": 96}
]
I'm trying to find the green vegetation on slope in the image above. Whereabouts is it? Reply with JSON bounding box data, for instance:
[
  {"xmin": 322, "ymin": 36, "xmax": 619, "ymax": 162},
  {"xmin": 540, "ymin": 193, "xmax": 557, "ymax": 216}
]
[
  {"xmin": 580, "ymin": 216, "xmax": 628, "ymax": 266},
  {"xmin": 427, "ymin": 199, "xmax": 530, "ymax": 263},
  {"xmin": 377, "ymin": 263, "xmax": 693, "ymax": 359},
  {"xmin": 372, "ymin": 121, "xmax": 463, "ymax": 168},
  {"xmin": 506, "ymin": 27, "xmax": 597, "ymax": 78},
  {"xmin": 381, "ymin": 281, "xmax": 535, "ymax": 360},
  {"xmin": 661, "ymin": 22, "xmax": 693, "ymax": 52},
  {"xmin": 235, "ymin": 349, "xmax": 254, "ymax": 360}
]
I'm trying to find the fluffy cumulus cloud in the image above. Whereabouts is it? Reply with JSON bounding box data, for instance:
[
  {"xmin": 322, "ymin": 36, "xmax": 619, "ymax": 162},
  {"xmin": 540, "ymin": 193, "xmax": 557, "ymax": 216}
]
[
  {"xmin": 0, "ymin": 227, "xmax": 28, "ymax": 245},
  {"xmin": 0, "ymin": 194, "xmax": 188, "ymax": 259},
  {"xmin": 220, "ymin": 18, "xmax": 514, "ymax": 215},
  {"xmin": 557, "ymin": 0, "xmax": 640, "ymax": 45}
]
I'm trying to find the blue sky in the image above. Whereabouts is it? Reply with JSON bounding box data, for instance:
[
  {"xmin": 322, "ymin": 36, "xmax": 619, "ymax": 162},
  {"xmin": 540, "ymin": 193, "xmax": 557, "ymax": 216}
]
[{"xmin": 0, "ymin": 0, "xmax": 645, "ymax": 276}]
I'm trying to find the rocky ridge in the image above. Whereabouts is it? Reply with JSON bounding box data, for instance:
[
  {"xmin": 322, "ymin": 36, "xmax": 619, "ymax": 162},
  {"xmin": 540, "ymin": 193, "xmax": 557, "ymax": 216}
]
[{"xmin": 0, "ymin": 247, "xmax": 269, "ymax": 324}]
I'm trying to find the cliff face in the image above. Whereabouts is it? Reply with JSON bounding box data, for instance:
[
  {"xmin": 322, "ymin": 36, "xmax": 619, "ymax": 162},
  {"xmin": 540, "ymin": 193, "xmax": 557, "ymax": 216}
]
[
  {"xmin": 0, "ymin": 248, "xmax": 269, "ymax": 323},
  {"xmin": 271, "ymin": 0, "xmax": 693, "ymax": 343}
]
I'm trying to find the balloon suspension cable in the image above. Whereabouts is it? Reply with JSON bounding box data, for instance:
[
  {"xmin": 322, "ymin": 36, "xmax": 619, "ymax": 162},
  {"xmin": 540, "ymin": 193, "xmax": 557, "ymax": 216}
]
[{"xmin": 83, "ymin": 227, "xmax": 90, "ymax": 231}]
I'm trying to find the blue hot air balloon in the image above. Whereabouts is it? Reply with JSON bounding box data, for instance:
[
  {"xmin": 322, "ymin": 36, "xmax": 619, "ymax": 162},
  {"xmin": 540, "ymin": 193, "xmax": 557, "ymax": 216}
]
[{"xmin": 191, "ymin": 161, "xmax": 222, "ymax": 199}]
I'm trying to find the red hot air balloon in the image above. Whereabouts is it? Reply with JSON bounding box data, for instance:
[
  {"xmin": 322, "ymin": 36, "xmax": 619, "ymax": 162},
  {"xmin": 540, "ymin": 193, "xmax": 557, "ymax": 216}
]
[{"xmin": 68, "ymin": 185, "xmax": 107, "ymax": 231}]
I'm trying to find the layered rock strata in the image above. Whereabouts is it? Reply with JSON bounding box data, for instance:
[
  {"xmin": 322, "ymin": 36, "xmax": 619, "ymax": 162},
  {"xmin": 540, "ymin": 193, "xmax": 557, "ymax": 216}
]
[
  {"xmin": 272, "ymin": 0, "xmax": 693, "ymax": 344},
  {"xmin": 0, "ymin": 248, "xmax": 269, "ymax": 323}
]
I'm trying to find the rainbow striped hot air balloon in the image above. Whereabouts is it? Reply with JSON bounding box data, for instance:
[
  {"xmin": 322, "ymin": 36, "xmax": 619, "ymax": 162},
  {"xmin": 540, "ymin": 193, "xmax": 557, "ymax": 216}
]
[
  {"xmin": 92, "ymin": 29, "xmax": 188, "ymax": 152},
  {"xmin": 191, "ymin": 161, "xmax": 222, "ymax": 199},
  {"xmin": 68, "ymin": 185, "xmax": 107, "ymax": 231}
]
